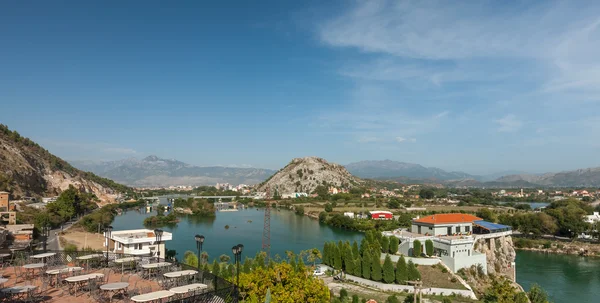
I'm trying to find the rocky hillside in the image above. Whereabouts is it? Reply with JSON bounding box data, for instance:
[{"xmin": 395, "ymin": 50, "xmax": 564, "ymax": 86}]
[
  {"xmin": 71, "ymin": 155, "xmax": 275, "ymax": 187},
  {"xmin": 474, "ymin": 235, "xmax": 516, "ymax": 280},
  {"xmin": 258, "ymin": 157, "xmax": 362, "ymax": 194},
  {"xmin": 0, "ymin": 124, "xmax": 130, "ymax": 204}
]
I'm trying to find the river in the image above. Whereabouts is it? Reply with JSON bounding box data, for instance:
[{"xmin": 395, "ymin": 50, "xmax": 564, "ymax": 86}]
[
  {"xmin": 516, "ymin": 250, "xmax": 600, "ymax": 303},
  {"xmin": 111, "ymin": 204, "xmax": 363, "ymax": 262},
  {"xmin": 111, "ymin": 201, "xmax": 599, "ymax": 302}
]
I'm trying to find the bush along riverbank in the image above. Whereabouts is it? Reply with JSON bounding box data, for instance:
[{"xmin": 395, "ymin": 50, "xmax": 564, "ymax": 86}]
[{"xmin": 513, "ymin": 236, "xmax": 600, "ymax": 257}]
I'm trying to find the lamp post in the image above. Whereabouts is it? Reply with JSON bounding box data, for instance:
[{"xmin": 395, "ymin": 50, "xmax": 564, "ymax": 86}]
[
  {"xmin": 154, "ymin": 229, "xmax": 163, "ymax": 263},
  {"xmin": 195, "ymin": 234, "xmax": 205, "ymax": 270},
  {"xmin": 105, "ymin": 225, "xmax": 113, "ymax": 266},
  {"xmin": 232, "ymin": 244, "xmax": 244, "ymax": 287}
]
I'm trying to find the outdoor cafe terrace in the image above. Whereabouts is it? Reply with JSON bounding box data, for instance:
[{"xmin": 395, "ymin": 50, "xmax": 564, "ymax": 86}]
[{"xmin": 0, "ymin": 250, "xmax": 237, "ymax": 302}]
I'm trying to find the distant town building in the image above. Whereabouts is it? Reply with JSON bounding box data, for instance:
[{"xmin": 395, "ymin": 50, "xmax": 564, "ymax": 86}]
[
  {"xmin": 585, "ymin": 212, "xmax": 600, "ymax": 224},
  {"xmin": 343, "ymin": 212, "xmax": 355, "ymax": 218},
  {"xmin": 369, "ymin": 210, "xmax": 393, "ymax": 220}
]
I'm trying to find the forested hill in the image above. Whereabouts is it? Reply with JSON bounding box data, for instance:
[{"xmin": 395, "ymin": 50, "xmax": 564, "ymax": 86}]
[{"xmin": 0, "ymin": 124, "xmax": 130, "ymax": 203}]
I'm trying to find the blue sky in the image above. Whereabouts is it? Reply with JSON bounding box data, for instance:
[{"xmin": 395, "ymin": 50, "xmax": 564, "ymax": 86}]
[{"xmin": 1, "ymin": 0, "xmax": 600, "ymax": 175}]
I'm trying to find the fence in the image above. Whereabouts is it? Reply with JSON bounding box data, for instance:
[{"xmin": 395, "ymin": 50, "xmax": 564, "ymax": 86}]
[{"xmin": 5, "ymin": 249, "xmax": 239, "ymax": 303}]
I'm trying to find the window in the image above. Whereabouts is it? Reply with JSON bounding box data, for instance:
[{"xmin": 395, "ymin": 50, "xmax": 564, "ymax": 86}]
[
  {"xmin": 118, "ymin": 242, "xmax": 122, "ymax": 249},
  {"xmin": 418, "ymin": 226, "xmax": 421, "ymax": 234},
  {"xmin": 465, "ymin": 226, "xmax": 470, "ymax": 233},
  {"xmin": 133, "ymin": 243, "xmax": 144, "ymax": 250},
  {"xmin": 456, "ymin": 226, "xmax": 461, "ymax": 233},
  {"xmin": 447, "ymin": 227, "xmax": 452, "ymax": 235}
]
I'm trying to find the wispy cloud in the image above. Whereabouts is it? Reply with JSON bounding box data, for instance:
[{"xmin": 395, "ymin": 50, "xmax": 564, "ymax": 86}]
[
  {"xmin": 313, "ymin": 0, "xmax": 600, "ymax": 158},
  {"xmin": 494, "ymin": 114, "xmax": 523, "ymax": 132},
  {"xmin": 395, "ymin": 137, "xmax": 416, "ymax": 143}
]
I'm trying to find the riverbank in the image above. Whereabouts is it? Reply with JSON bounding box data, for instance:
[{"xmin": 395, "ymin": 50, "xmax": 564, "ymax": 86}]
[{"xmin": 514, "ymin": 236, "xmax": 600, "ymax": 257}]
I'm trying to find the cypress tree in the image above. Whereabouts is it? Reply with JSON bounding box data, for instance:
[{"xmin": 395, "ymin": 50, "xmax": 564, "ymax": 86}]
[
  {"xmin": 361, "ymin": 250, "xmax": 371, "ymax": 279},
  {"xmin": 396, "ymin": 255, "xmax": 407, "ymax": 284},
  {"xmin": 211, "ymin": 259, "xmax": 220, "ymax": 277},
  {"xmin": 352, "ymin": 240, "xmax": 360, "ymax": 258},
  {"xmin": 290, "ymin": 256, "xmax": 297, "ymax": 271},
  {"xmin": 345, "ymin": 248, "xmax": 354, "ymax": 274},
  {"xmin": 389, "ymin": 236, "xmax": 399, "ymax": 254},
  {"xmin": 382, "ymin": 254, "xmax": 395, "ymax": 283},
  {"xmin": 407, "ymin": 260, "xmax": 420, "ymax": 281},
  {"xmin": 323, "ymin": 242, "xmax": 329, "ymax": 265},
  {"xmin": 371, "ymin": 251, "xmax": 382, "ymax": 282},
  {"xmin": 425, "ymin": 240, "xmax": 434, "ymax": 256},
  {"xmin": 360, "ymin": 238, "xmax": 368, "ymax": 257},
  {"xmin": 242, "ymin": 257, "xmax": 252, "ymax": 274},
  {"xmin": 413, "ymin": 240, "xmax": 422, "ymax": 257},
  {"xmin": 334, "ymin": 246, "xmax": 342, "ymax": 270},
  {"xmin": 353, "ymin": 257, "xmax": 362, "ymax": 276},
  {"xmin": 381, "ymin": 236, "xmax": 389, "ymax": 253}
]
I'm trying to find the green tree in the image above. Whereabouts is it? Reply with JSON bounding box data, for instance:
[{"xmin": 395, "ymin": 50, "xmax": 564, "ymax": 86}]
[
  {"xmin": 419, "ymin": 188, "xmax": 435, "ymax": 199},
  {"xmin": 386, "ymin": 295, "xmax": 400, "ymax": 303},
  {"xmin": 425, "ymin": 240, "xmax": 434, "ymax": 256},
  {"xmin": 353, "ymin": 257, "xmax": 362, "ymax": 276},
  {"xmin": 361, "ymin": 250, "xmax": 371, "ymax": 279},
  {"xmin": 238, "ymin": 262, "xmax": 330, "ymax": 303},
  {"xmin": 371, "ymin": 252, "xmax": 382, "ymax": 282},
  {"xmin": 243, "ymin": 257, "xmax": 252, "ymax": 273},
  {"xmin": 382, "ymin": 254, "xmax": 395, "ymax": 283},
  {"xmin": 476, "ymin": 208, "xmax": 497, "ymax": 222},
  {"xmin": 403, "ymin": 294, "xmax": 419, "ymax": 303},
  {"xmin": 211, "ymin": 259, "xmax": 220, "ymax": 277},
  {"xmin": 407, "ymin": 260, "xmax": 420, "ymax": 281},
  {"xmin": 352, "ymin": 294, "xmax": 359, "ymax": 303},
  {"xmin": 483, "ymin": 279, "xmax": 524, "ymax": 303},
  {"xmin": 183, "ymin": 251, "xmax": 198, "ymax": 267},
  {"xmin": 340, "ymin": 288, "xmax": 348, "ymax": 300},
  {"xmin": 322, "ymin": 242, "xmax": 329, "ymax": 266},
  {"xmin": 325, "ymin": 203, "xmax": 333, "ymax": 213},
  {"xmin": 219, "ymin": 254, "xmax": 231, "ymax": 263},
  {"xmin": 334, "ymin": 245, "xmax": 342, "ymax": 270},
  {"xmin": 396, "ymin": 255, "xmax": 408, "ymax": 284},
  {"xmin": 389, "ymin": 236, "xmax": 399, "ymax": 254},
  {"xmin": 528, "ymin": 283, "xmax": 550, "ymax": 303},
  {"xmin": 352, "ymin": 240, "xmax": 360, "ymax": 258},
  {"xmin": 381, "ymin": 236, "xmax": 389, "ymax": 253},
  {"xmin": 413, "ymin": 240, "xmax": 422, "ymax": 257}
]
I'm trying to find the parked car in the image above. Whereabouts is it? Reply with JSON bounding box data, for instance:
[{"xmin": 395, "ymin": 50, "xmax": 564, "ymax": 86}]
[{"xmin": 312, "ymin": 269, "xmax": 325, "ymax": 276}]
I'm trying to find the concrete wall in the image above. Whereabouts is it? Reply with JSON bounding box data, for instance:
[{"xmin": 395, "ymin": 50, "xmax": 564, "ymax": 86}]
[
  {"xmin": 441, "ymin": 252, "xmax": 487, "ymax": 274},
  {"xmin": 380, "ymin": 253, "xmax": 441, "ymax": 266}
]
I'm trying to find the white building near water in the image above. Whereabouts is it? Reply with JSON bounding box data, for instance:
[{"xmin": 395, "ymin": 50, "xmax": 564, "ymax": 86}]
[
  {"xmin": 105, "ymin": 229, "xmax": 172, "ymax": 258},
  {"xmin": 384, "ymin": 213, "xmax": 512, "ymax": 275}
]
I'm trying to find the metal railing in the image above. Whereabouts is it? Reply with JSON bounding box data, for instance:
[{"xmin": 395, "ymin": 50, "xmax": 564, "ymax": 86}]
[{"xmin": 4, "ymin": 249, "xmax": 239, "ymax": 303}]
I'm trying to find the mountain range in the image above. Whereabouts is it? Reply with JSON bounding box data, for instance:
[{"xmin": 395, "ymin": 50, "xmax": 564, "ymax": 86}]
[
  {"xmin": 0, "ymin": 124, "xmax": 128, "ymax": 203},
  {"xmin": 71, "ymin": 156, "xmax": 276, "ymax": 187}
]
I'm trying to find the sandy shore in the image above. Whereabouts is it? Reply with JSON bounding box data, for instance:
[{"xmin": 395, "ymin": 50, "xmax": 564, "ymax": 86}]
[{"xmin": 60, "ymin": 228, "xmax": 105, "ymax": 250}]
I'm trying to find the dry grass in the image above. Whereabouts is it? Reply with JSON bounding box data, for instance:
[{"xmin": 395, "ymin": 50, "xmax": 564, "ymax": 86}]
[
  {"xmin": 418, "ymin": 264, "xmax": 466, "ymax": 290},
  {"xmin": 60, "ymin": 227, "xmax": 105, "ymax": 250}
]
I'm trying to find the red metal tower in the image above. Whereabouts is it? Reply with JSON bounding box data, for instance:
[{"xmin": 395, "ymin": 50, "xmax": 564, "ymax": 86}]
[{"xmin": 261, "ymin": 188, "xmax": 271, "ymax": 262}]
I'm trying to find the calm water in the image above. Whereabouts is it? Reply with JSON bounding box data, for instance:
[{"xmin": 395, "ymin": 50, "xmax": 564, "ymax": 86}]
[
  {"xmin": 112, "ymin": 203, "xmax": 363, "ymax": 262},
  {"xmin": 516, "ymin": 250, "xmax": 600, "ymax": 303}
]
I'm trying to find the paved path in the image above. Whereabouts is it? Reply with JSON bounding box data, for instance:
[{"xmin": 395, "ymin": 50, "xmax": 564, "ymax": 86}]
[{"xmin": 320, "ymin": 265, "xmax": 477, "ymax": 300}]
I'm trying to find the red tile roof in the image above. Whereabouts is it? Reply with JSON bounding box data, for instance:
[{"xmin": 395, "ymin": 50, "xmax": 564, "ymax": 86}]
[{"xmin": 414, "ymin": 213, "xmax": 482, "ymax": 224}]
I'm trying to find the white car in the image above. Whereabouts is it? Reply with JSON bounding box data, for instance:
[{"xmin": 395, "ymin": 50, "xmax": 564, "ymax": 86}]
[{"xmin": 312, "ymin": 270, "xmax": 325, "ymax": 277}]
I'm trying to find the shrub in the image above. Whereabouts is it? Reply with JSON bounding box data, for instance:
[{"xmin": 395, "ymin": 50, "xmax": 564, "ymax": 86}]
[
  {"xmin": 425, "ymin": 239, "xmax": 434, "ymax": 256},
  {"xmin": 339, "ymin": 288, "xmax": 348, "ymax": 299},
  {"xmin": 450, "ymin": 277, "xmax": 457, "ymax": 283},
  {"xmin": 542, "ymin": 241, "xmax": 552, "ymax": 249}
]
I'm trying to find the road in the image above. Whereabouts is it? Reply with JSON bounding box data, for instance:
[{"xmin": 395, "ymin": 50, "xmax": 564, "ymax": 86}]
[{"xmin": 41, "ymin": 219, "xmax": 78, "ymax": 251}]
